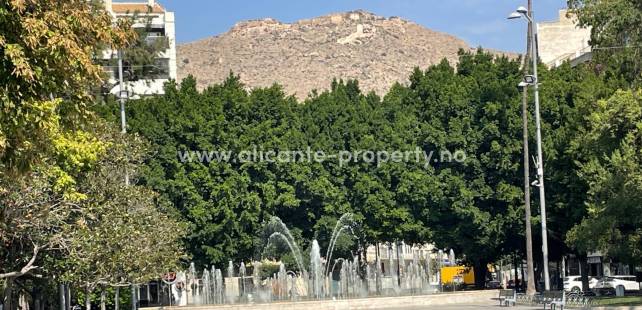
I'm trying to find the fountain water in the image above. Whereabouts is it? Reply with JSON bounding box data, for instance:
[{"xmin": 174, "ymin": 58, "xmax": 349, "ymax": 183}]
[
  {"xmin": 324, "ymin": 213, "xmax": 355, "ymax": 275},
  {"xmin": 266, "ymin": 216, "xmax": 308, "ymax": 275},
  {"xmin": 239, "ymin": 262, "xmax": 246, "ymax": 298},
  {"xmin": 388, "ymin": 245, "xmax": 399, "ymax": 292},
  {"xmin": 226, "ymin": 261, "xmax": 236, "ymax": 303},
  {"xmin": 309, "ymin": 240, "xmax": 323, "ymax": 299},
  {"xmin": 202, "ymin": 268, "xmax": 211, "ymax": 304},
  {"xmin": 212, "ymin": 266, "xmax": 225, "ymax": 304},
  {"xmin": 160, "ymin": 214, "xmax": 450, "ymax": 307}
]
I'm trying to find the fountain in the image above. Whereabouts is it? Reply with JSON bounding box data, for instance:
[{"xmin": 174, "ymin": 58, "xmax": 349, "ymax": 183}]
[
  {"xmin": 265, "ymin": 216, "xmax": 307, "ymax": 275},
  {"xmin": 158, "ymin": 214, "xmax": 452, "ymax": 307},
  {"xmin": 324, "ymin": 213, "xmax": 355, "ymax": 275},
  {"xmin": 309, "ymin": 240, "xmax": 323, "ymax": 299}
]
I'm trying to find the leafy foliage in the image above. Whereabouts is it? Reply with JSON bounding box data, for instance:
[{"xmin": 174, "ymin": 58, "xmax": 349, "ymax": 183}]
[
  {"xmin": 567, "ymin": 90, "xmax": 642, "ymax": 265},
  {"xmin": 101, "ymin": 51, "xmax": 538, "ymax": 287},
  {"xmin": 0, "ymin": 0, "xmax": 133, "ymax": 176},
  {"xmin": 568, "ymin": 0, "xmax": 642, "ymax": 84}
]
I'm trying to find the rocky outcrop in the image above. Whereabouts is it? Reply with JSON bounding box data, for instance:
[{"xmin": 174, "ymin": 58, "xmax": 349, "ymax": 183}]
[{"xmin": 178, "ymin": 10, "xmax": 515, "ymax": 99}]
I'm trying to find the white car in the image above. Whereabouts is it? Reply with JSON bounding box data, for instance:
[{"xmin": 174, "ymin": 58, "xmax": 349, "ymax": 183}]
[
  {"xmin": 594, "ymin": 275, "xmax": 640, "ymax": 294},
  {"xmin": 563, "ymin": 275, "xmax": 599, "ymax": 292}
]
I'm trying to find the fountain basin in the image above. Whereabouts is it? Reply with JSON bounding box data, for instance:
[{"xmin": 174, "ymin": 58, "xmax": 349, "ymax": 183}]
[{"xmin": 142, "ymin": 290, "xmax": 498, "ymax": 310}]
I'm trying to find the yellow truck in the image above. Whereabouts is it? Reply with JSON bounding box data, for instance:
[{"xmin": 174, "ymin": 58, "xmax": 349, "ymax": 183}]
[{"xmin": 440, "ymin": 266, "xmax": 475, "ymax": 286}]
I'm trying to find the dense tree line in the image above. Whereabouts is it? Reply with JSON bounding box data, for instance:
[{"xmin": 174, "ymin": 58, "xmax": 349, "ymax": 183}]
[{"xmin": 99, "ymin": 45, "xmax": 639, "ymax": 287}]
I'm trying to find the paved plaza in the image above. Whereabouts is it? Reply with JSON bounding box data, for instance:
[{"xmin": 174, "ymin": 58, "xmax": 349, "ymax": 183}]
[
  {"xmin": 387, "ymin": 305, "xmax": 537, "ymax": 310},
  {"xmin": 387, "ymin": 304, "xmax": 642, "ymax": 310}
]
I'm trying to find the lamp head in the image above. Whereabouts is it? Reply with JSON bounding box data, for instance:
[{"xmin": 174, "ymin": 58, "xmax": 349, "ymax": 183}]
[
  {"xmin": 507, "ymin": 12, "xmax": 522, "ymax": 20},
  {"xmin": 516, "ymin": 6, "xmax": 528, "ymax": 14},
  {"xmin": 523, "ymin": 75, "xmax": 537, "ymax": 85},
  {"xmin": 518, "ymin": 81, "xmax": 529, "ymax": 88}
]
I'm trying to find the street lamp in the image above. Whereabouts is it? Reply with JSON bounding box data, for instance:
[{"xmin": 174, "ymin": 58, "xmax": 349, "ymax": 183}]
[
  {"xmin": 117, "ymin": 50, "xmax": 130, "ymax": 186},
  {"xmin": 509, "ymin": 6, "xmax": 551, "ymax": 291}
]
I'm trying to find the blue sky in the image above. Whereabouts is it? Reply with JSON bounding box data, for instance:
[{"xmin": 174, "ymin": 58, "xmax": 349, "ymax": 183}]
[{"xmin": 155, "ymin": 0, "xmax": 568, "ymax": 53}]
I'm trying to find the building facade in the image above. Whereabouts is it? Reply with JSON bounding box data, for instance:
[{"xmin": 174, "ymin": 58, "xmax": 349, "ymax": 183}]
[
  {"xmin": 103, "ymin": 0, "xmax": 177, "ymax": 96},
  {"xmin": 537, "ymin": 9, "xmax": 591, "ymax": 68},
  {"xmin": 365, "ymin": 242, "xmax": 454, "ymax": 280}
]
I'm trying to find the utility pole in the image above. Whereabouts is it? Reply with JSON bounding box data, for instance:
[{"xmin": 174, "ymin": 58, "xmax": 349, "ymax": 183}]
[
  {"xmin": 528, "ymin": 9, "xmax": 551, "ymax": 292},
  {"xmin": 117, "ymin": 50, "xmax": 130, "ymax": 186},
  {"xmin": 521, "ymin": 84, "xmax": 536, "ymax": 295},
  {"xmin": 522, "ymin": 0, "xmax": 536, "ymax": 296},
  {"xmin": 509, "ymin": 3, "xmax": 551, "ymax": 291},
  {"xmin": 117, "ymin": 50, "xmax": 134, "ymax": 310}
]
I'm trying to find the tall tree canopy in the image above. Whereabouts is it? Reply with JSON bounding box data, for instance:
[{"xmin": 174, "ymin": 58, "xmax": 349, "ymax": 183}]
[
  {"xmin": 567, "ymin": 90, "xmax": 642, "ymax": 266},
  {"xmin": 101, "ymin": 50, "xmax": 551, "ymax": 287}
]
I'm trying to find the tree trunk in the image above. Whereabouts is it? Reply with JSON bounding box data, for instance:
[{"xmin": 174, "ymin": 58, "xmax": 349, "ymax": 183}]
[
  {"xmin": 473, "ymin": 260, "xmax": 488, "ymax": 289},
  {"xmin": 534, "ymin": 260, "xmax": 541, "ymax": 291},
  {"xmin": 131, "ymin": 285, "xmax": 137, "ymax": 310},
  {"xmin": 85, "ymin": 286, "xmax": 91, "ymax": 310},
  {"xmin": 514, "ymin": 255, "xmax": 519, "ymax": 289},
  {"xmin": 100, "ymin": 288, "xmax": 106, "ymax": 310},
  {"xmin": 114, "ymin": 287, "xmax": 119, "ymax": 310},
  {"xmin": 579, "ymin": 253, "xmax": 590, "ymax": 292},
  {"xmin": 18, "ymin": 291, "xmax": 29, "ymax": 310},
  {"xmin": 521, "ymin": 261, "xmax": 526, "ymax": 292},
  {"xmin": 65, "ymin": 285, "xmax": 71, "ymax": 310},
  {"xmin": 33, "ymin": 286, "xmax": 41, "ymax": 310},
  {"xmin": 59, "ymin": 284, "xmax": 65, "ymax": 310},
  {"xmin": 3, "ymin": 278, "xmax": 13, "ymax": 310}
]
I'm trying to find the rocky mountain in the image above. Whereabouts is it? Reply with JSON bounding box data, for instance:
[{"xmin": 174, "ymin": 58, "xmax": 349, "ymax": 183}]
[{"xmin": 178, "ymin": 10, "xmax": 514, "ymax": 99}]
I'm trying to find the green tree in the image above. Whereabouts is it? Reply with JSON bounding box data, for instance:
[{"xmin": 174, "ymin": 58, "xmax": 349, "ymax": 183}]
[
  {"xmin": 402, "ymin": 51, "xmax": 526, "ymax": 287},
  {"xmin": 0, "ymin": 0, "xmax": 132, "ymax": 176},
  {"xmin": 567, "ymin": 89, "xmax": 642, "ymax": 266},
  {"xmin": 568, "ymin": 0, "xmax": 642, "ymax": 84}
]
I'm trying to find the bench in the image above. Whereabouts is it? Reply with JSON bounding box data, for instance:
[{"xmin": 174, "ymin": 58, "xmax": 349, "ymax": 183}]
[
  {"xmin": 498, "ymin": 289, "xmax": 516, "ymax": 306},
  {"xmin": 541, "ymin": 290, "xmax": 565, "ymax": 310}
]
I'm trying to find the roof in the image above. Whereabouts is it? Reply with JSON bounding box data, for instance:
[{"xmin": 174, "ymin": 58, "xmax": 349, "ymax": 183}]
[{"xmin": 111, "ymin": 3, "xmax": 165, "ymax": 14}]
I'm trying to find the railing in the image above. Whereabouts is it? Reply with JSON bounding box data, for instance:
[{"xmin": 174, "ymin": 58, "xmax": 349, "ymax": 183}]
[
  {"xmin": 516, "ymin": 292, "xmax": 597, "ymax": 308},
  {"xmin": 547, "ymin": 45, "xmax": 592, "ymax": 68}
]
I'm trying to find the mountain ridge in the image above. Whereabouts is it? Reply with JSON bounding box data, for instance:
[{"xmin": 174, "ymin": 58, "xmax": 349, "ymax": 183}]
[{"xmin": 177, "ymin": 10, "xmax": 517, "ymax": 99}]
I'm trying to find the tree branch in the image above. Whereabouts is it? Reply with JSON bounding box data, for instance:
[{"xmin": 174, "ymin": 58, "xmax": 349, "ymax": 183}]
[{"xmin": 0, "ymin": 244, "xmax": 40, "ymax": 279}]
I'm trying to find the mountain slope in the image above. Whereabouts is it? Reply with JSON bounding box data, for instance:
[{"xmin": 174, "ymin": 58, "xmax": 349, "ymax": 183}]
[{"xmin": 178, "ymin": 10, "xmax": 512, "ymax": 98}]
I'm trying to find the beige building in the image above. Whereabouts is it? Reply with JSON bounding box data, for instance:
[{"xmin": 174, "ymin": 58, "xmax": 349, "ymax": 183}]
[
  {"xmin": 365, "ymin": 242, "xmax": 453, "ymax": 279},
  {"xmin": 537, "ymin": 9, "xmax": 591, "ymax": 67}
]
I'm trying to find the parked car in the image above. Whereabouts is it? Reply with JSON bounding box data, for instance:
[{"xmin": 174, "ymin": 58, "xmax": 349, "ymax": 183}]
[
  {"xmin": 486, "ymin": 280, "xmax": 501, "ymax": 289},
  {"xmin": 594, "ymin": 275, "xmax": 641, "ymax": 295},
  {"xmin": 563, "ymin": 275, "xmax": 599, "ymax": 293}
]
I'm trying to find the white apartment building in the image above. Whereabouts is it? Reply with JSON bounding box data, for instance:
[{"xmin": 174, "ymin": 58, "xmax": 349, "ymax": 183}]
[
  {"xmin": 103, "ymin": 0, "xmax": 177, "ymax": 96},
  {"xmin": 537, "ymin": 9, "xmax": 592, "ymax": 68}
]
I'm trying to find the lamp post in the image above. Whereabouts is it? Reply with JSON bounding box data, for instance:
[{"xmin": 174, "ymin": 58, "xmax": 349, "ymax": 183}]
[
  {"xmin": 117, "ymin": 50, "xmax": 130, "ymax": 186},
  {"xmin": 509, "ymin": 6, "xmax": 551, "ymax": 291},
  {"xmin": 518, "ymin": 79, "xmax": 536, "ymax": 295}
]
